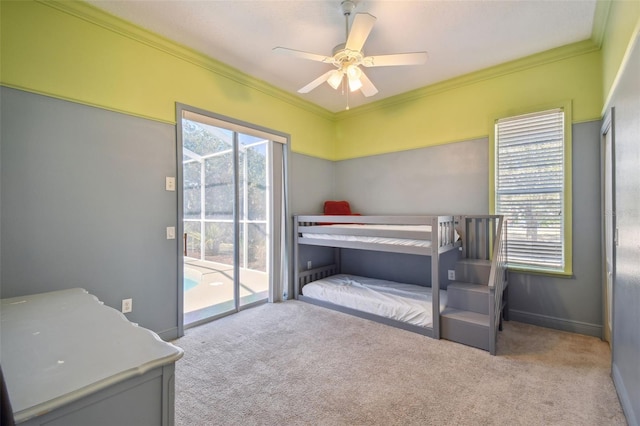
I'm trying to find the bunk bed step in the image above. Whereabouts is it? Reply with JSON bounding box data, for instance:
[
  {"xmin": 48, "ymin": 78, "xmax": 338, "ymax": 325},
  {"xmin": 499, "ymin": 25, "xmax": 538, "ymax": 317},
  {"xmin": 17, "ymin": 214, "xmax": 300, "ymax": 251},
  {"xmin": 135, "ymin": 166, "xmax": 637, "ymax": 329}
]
[
  {"xmin": 446, "ymin": 282, "xmax": 489, "ymax": 315},
  {"xmin": 455, "ymin": 259, "xmax": 491, "ymax": 285},
  {"xmin": 440, "ymin": 308, "xmax": 490, "ymax": 351}
]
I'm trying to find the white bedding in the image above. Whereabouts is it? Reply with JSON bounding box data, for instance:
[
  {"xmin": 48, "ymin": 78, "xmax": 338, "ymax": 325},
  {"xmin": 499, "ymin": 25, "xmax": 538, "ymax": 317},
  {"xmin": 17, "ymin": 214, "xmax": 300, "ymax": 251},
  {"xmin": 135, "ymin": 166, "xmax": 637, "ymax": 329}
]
[
  {"xmin": 302, "ymin": 274, "xmax": 447, "ymax": 328},
  {"xmin": 301, "ymin": 224, "xmax": 432, "ymax": 247}
]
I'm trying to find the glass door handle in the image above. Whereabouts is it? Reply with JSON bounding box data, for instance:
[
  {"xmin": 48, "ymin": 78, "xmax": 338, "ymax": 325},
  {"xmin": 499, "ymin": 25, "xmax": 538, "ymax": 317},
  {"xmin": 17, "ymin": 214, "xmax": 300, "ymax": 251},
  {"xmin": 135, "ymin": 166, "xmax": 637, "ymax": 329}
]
[{"xmin": 183, "ymin": 233, "xmax": 188, "ymax": 257}]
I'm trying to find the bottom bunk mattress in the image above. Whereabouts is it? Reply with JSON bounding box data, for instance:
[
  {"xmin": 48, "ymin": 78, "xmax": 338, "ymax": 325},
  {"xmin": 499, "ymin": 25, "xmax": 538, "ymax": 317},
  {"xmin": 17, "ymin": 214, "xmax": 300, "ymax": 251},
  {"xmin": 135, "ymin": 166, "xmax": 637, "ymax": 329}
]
[{"xmin": 301, "ymin": 274, "xmax": 447, "ymax": 328}]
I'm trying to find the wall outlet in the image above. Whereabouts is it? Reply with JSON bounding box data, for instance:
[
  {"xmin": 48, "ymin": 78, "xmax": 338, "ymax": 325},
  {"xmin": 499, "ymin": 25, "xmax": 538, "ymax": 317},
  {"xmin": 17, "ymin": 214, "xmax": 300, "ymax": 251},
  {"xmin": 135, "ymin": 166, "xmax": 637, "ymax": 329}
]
[
  {"xmin": 307, "ymin": 261, "xmax": 312, "ymax": 270},
  {"xmin": 122, "ymin": 298, "xmax": 133, "ymax": 313},
  {"xmin": 448, "ymin": 270, "xmax": 455, "ymax": 280}
]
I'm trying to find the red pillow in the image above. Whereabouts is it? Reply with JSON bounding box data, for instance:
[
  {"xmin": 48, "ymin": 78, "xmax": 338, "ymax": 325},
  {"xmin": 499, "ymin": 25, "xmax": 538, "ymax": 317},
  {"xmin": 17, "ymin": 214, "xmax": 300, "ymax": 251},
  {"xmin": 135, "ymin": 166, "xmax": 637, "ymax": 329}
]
[{"xmin": 324, "ymin": 200, "xmax": 352, "ymax": 215}]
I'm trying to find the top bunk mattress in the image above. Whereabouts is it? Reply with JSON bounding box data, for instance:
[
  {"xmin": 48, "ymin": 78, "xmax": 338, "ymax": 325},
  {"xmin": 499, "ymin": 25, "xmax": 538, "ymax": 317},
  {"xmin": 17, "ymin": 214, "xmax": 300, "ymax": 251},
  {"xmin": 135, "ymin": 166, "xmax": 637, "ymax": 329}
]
[
  {"xmin": 301, "ymin": 224, "xmax": 432, "ymax": 247},
  {"xmin": 301, "ymin": 274, "xmax": 447, "ymax": 328}
]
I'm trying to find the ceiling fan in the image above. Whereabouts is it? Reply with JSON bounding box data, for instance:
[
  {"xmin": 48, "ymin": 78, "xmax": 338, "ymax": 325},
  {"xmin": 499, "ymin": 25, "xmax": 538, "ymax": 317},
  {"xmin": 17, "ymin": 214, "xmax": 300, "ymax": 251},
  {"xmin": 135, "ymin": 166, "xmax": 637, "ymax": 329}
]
[{"xmin": 273, "ymin": 0, "xmax": 428, "ymax": 103}]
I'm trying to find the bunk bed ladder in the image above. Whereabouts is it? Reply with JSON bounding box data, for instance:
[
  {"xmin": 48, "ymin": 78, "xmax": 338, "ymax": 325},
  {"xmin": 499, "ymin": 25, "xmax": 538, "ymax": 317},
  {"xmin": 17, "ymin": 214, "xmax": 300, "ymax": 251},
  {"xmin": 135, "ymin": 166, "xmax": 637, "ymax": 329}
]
[{"xmin": 441, "ymin": 216, "xmax": 508, "ymax": 354}]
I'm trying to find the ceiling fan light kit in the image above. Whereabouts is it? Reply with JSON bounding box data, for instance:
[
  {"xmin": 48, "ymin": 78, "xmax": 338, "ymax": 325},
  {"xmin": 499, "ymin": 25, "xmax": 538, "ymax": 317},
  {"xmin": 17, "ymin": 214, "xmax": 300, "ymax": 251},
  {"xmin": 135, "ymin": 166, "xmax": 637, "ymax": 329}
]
[
  {"xmin": 347, "ymin": 65, "xmax": 363, "ymax": 91},
  {"xmin": 273, "ymin": 0, "xmax": 428, "ymax": 109},
  {"xmin": 327, "ymin": 70, "xmax": 344, "ymax": 90}
]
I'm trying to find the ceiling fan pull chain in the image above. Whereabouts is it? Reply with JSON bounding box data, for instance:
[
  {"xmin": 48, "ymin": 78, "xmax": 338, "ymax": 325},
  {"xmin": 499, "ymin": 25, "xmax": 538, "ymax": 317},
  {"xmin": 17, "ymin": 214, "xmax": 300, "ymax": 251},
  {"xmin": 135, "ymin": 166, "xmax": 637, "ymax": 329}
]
[{"xmin": 346, "ymin": 82, "xmax": 350, "ymax": 110}]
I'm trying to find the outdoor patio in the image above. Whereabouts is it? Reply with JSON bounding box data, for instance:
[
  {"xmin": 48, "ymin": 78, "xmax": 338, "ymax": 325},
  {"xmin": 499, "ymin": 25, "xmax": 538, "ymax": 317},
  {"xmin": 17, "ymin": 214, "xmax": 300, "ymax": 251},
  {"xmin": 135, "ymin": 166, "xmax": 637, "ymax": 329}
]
[{"xmin": 184, "ymin": 258, "xmax": 269, "ymax": 325}]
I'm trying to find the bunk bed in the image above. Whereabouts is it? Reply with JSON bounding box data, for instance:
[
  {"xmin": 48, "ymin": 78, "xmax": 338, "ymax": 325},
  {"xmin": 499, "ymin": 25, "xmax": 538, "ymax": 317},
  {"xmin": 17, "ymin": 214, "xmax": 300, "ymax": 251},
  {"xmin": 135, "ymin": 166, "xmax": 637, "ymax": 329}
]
[
  {"xmin": 294, "ymin": 209, "xmax": 510, "ymax": 354},
  {"xmin": 293, "ymin": 214, "xmax": 459, "ymax": 339}
]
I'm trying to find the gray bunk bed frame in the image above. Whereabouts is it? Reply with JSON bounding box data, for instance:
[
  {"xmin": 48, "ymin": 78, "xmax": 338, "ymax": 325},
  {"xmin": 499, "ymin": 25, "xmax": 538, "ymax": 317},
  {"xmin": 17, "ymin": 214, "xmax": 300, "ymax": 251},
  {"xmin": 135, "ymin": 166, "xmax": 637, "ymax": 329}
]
[{"xmin": 293, "ymin": 215, "xmax": 459, "ymax": 339}]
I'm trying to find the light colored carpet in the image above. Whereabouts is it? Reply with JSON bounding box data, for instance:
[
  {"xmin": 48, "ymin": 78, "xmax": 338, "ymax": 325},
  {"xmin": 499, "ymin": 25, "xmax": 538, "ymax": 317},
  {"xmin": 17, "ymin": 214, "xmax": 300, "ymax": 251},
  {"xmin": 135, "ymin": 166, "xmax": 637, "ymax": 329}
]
[{"xmin": 173, "ymin": 300, "xmax": 626, "ymax": 425}]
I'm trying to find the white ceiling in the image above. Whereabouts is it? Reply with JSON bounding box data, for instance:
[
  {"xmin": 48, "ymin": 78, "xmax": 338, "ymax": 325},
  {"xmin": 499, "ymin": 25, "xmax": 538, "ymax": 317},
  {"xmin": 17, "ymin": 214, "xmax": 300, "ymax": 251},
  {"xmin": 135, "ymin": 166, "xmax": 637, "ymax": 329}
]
[{"xmin": 86, "ymin": 0, "xmax": 598, "ymax": 113}]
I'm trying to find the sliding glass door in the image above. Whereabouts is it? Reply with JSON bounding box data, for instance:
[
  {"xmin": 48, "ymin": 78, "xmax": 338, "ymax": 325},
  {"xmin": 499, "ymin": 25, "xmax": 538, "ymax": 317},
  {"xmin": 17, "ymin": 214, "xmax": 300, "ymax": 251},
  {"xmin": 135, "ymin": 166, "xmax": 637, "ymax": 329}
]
[
  {"xmin": 182, "ymin": 121, "xmax": 238, "ymax": 322},
  {"xmin": 178, "ymin": 106, "xmax": 287, "ymax": 330},
  {"xmin": 237, "ymin": 134, "xmax": 270, "ymax": 308}
]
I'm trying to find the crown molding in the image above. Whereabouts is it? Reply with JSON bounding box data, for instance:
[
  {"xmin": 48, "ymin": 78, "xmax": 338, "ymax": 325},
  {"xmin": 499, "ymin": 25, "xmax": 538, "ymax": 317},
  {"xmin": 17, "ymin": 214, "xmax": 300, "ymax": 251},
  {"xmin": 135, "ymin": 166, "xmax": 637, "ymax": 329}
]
[
  {"xmin": 601, "ymin": 17, "xmax": 640, "ymax": 115},
  {"xmin": 39, "ymin": 0, "xmax": 335, "ymax": 121},
  {"xmin": 335, "ymin": 39, "xmax": 600, "ymax": 121},
  {"xmin": 592, "ymin": 0, "xmax": 612, "ymax": 48}
]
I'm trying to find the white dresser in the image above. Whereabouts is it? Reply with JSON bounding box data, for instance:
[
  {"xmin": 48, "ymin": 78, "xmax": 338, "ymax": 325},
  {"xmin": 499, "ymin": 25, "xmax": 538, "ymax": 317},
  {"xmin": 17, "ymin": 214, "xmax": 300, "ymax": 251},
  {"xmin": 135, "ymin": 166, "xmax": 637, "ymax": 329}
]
[{"xmin": 1, "ymin": 288, "xmax": 183, "ymax": 425}]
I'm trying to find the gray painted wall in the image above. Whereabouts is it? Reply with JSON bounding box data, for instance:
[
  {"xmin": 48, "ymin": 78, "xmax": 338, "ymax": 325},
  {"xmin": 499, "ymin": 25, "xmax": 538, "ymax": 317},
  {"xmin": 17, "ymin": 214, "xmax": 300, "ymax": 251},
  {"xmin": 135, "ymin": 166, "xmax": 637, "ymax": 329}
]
[
  {"xmin": 333, "ymin": 123, "xmax": 604, "ymax": 336},
  {"xmin": 341, "ymin": 249, "xmax": 460, "ymax": 289},
  {"xmin": 1, "ymin": 87, "xmax": 178, "ymax": 339},
  {"xmin": 334, "ymin": 138, "xmax": 489, "ymax": 215},
  {"xmin": 608, "ymin": 34, "xmax": 640, "ymax": 426},
  {"xmin": 289, "ymin": 152, "xmax": 335, "ymax": 215},
  {"xmin": 289, "ymin": 152, "xmax": 337, "ymax": 273}
]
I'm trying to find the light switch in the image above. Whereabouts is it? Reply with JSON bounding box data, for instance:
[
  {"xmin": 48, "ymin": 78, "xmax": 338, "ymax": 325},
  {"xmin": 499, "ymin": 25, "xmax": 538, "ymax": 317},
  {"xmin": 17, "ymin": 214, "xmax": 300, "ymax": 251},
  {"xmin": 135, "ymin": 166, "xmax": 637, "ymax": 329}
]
[
  {"xmin": 166, "ymin": 226, "xmax": 176, "ymax": 239},
  {"xmin": 165, "ymin": 177, "xmax": 176, "ymax": 191}
]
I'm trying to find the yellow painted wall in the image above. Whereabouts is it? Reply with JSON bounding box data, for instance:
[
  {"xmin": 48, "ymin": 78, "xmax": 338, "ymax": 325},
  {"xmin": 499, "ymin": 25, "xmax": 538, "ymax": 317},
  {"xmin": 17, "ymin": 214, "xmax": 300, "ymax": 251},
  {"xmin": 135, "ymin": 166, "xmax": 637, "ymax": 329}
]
[
  {"xmin": 0, "ymin": 1, "xmax": 336, "ymax": 159},
  {"xmin": 1, "ymin": 1, "xmax": 612, "ymax": 162},
  {"xmin": 334, "ymin": 46, "xmax": 603, "ymax": 160},
  {"xmin": 601, "ymin": 0, "xmax": 640, "ymax": 107}
]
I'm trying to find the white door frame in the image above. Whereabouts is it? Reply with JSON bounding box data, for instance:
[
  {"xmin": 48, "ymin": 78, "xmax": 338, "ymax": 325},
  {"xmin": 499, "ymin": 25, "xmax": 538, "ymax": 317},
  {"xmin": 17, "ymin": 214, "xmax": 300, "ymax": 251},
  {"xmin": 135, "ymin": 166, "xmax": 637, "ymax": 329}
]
[
  {"xmin": 175, "ymin": 103, "xmax": 290, "ymax": 336},
  {"xmin": 601, "ymin": 108, "xmax": 616, "ymax": 346}
]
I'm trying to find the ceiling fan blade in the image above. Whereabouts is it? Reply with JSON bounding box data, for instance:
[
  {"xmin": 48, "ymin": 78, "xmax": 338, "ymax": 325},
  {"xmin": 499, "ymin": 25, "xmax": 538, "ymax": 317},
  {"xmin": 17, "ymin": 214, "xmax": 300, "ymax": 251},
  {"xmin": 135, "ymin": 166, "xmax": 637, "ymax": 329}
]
[
  {"xmin": 298, "ymin": 70, "xmax": 335, "ymax": 94},
  {"xmin": 363, "ymin": 52, "xmax": 428, "ymax": 67},
  {"xmin": 359, "ymin": 71, "xmax": 379, "ymax": 97},
  {"xmin": 273, "ymin": 47, "xmax": 332, "ymax": 63},
  {"xmin": 345, "ymin": 13, "xmax": 377, "ymax": 52}
]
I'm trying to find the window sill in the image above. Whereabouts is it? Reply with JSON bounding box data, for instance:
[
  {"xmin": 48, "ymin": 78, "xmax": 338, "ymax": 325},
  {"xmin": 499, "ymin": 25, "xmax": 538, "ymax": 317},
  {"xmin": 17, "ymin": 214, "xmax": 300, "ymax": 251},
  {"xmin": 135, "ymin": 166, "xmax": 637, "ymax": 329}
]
[{"xmin": 507, "ymin": 266, "xmax": 574, "ymax": 279}]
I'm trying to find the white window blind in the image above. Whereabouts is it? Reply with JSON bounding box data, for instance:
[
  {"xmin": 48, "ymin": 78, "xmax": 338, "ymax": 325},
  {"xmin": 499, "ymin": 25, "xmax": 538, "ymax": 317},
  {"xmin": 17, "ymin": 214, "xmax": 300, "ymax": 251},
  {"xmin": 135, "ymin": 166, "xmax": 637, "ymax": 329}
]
[{"xmin": 495, "ymin": 108, "xmax": 565, "ymax": 271}]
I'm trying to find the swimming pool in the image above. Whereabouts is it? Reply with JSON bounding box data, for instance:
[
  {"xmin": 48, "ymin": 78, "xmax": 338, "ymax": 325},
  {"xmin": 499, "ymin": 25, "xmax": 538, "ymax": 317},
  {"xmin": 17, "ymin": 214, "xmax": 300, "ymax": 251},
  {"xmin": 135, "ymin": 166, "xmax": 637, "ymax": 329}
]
[
  {"xmin": 184, "ymin": 267, "xmax": 202, "ymax": 292},
  {"xmin": 184, "ymin": 277, "xmax": 199, "ymax": 292}
]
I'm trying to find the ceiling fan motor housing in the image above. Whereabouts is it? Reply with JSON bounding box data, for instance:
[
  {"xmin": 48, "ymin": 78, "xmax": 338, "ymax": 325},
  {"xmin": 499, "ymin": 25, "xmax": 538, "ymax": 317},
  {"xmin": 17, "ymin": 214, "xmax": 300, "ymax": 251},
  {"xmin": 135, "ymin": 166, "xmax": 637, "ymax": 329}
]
[{"xmin": 332, "ymin": 43, "xmax": 364, "ymax": 67}]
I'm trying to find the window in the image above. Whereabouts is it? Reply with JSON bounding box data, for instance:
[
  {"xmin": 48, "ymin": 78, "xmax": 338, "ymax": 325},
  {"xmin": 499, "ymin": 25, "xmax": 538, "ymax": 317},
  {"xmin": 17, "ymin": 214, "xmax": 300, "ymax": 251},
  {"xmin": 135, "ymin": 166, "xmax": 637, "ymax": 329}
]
[{"xmin": 492, "ymin": 106, "xmax": 572, "ymax": 275}]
